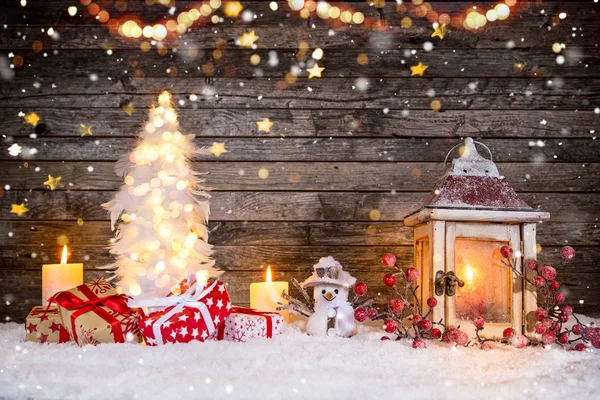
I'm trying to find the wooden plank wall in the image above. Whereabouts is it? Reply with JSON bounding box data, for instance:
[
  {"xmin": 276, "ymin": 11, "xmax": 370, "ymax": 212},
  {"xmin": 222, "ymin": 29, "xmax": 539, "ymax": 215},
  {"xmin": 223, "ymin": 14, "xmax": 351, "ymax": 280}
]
[{"xmin": 0, "ymin": 1, "xmax": 599, "ymax": 322}]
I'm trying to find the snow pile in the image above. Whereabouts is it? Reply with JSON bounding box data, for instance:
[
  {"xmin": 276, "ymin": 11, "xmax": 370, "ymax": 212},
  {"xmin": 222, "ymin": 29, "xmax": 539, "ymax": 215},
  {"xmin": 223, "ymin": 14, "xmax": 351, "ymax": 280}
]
[{"xmin": 1, "ymin": 321, "xmax": 599, "ymax": 400}]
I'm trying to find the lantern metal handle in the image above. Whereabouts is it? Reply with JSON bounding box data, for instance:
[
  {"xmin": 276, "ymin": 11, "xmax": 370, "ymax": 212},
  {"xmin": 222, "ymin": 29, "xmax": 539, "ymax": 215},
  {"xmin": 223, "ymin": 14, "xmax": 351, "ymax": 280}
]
[
  {"xmin": 443, "ymin": 140, "xmax": 493, "ymax": 168},
  {"xmin": 435, "ymin": 270, "xmax": 465, "ymax": 297}
]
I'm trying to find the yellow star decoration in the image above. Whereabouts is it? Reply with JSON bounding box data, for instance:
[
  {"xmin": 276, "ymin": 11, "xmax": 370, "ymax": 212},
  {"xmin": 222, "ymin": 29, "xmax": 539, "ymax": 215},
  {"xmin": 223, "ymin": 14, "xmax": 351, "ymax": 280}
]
[
  {"xmin": 431, "ymin": 24, "xmax": 448, "ymax": 40},
  {"xmin": 224, "ymin": 1, "xmax": 243, "ymax": 18},
  {"xmin": 256, "ymin": 118, "xmax": 273, "ymax": 133},
  {"xmin": 410, "ymin": 62, "xmax": 428, "ymax": 76},
  {"xmin": 24, "ymin": 112, "xmax": 40, "ymax": 126},
  {"xmin": 79, "ymin": 124, "xmax": 93, "ymax": 136},
  {"xmin": 43, "ymin": 174, "xmax": 63, "ymax": 190},
  {"xmin": 10, "ymin": 203, "xmax": 29, "ymax": 217},
  {"xmin": 307, "ymin": 63, "xmax": 325, "ymax": 79},
  {"xmin": 240, "ymin": 31, "xmax": 259, "ymax": 47},
  {"xmin": 210, "ymin": 142, "xmax": 227, "ymax": 157},
  {"xmin": 122, "ymin": 104, "xmax": 135, "ymax": 116}
]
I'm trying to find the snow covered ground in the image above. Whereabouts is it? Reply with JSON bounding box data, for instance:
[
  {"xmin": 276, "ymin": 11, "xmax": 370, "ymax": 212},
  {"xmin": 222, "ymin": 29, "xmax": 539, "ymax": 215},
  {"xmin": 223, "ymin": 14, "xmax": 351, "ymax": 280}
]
[{"xmin": 1, "ymin": 321, "xmax": 599, "ymax": 400}]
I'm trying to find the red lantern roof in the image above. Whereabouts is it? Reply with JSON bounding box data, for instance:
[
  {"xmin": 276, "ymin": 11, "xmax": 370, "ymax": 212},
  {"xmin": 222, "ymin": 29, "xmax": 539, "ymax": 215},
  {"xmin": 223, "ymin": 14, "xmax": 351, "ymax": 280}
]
[
  {"xmin": 426, "ymin": 138, "xmax": 531, "ymax": 210},
  {"xmin": 404, "ymin": 138, "xmax": 550, "ymax": 226}
]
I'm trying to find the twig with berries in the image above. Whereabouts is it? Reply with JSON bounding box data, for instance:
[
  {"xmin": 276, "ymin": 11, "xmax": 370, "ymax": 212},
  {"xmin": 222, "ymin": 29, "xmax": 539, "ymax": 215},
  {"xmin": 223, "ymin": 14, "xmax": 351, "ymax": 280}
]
[
  {"xmin": 495, "ymin": 245, "xmax": 600, "ymax": 351},
  {"xmin": 352, "ymin": 253, "xmax": 471, "ymax": 349}
]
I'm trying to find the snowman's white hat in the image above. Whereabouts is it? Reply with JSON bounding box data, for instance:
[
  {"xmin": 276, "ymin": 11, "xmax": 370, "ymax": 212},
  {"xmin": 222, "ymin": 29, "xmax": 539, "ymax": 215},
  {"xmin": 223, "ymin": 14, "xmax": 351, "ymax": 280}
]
[{"xmin": 302, "ymin": 256, "xmax": 357, "ymax": 289}]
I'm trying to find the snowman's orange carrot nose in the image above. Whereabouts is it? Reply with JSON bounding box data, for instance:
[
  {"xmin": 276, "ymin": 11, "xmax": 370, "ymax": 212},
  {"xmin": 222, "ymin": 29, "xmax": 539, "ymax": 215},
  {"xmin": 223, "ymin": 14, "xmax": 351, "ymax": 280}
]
[{"xmin": 324, "ymin": 292, "xmax": 335, "ymax": 301}]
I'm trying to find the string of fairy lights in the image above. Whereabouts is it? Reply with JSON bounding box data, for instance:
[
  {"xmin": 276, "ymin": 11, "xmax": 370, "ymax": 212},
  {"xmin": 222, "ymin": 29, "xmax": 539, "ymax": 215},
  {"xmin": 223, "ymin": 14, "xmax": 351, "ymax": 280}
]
[{"xmin": 47, "ymin": 0, "xmax": 537, "ymax": 46}]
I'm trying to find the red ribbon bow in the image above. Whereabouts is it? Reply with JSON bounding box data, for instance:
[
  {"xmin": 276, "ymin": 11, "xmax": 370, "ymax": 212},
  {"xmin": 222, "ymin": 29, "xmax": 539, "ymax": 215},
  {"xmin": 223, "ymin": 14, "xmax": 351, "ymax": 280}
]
[
  {"xmin": 217, "ymin": 307, "xmax": 280, "ymax": 340},
  {"xmin": 53, "ymin": 284, "xmax": 133, "ymax": 344}
]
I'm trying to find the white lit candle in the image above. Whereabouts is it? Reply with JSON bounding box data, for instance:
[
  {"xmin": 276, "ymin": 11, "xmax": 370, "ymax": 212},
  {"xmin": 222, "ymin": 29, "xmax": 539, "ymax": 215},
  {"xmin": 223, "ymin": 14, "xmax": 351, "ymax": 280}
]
[
  {"xmin": 250, "ymin": 266, "xmax": 289, "ymax": 322},
  {"xmin": 42, "ymin": 245, "xmax": 84, "ymax": 305}
]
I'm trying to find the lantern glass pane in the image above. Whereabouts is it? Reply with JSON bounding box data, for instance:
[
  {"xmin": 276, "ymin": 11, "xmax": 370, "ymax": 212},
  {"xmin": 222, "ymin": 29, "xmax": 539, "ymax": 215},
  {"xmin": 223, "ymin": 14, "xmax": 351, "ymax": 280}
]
[
  {"xmin": 416, "ymin": 239, "xmax": 430, "ymax": 303},
  {"xmin": 454, "ymin": 238, "xmax": 511, "ymax": 323}
]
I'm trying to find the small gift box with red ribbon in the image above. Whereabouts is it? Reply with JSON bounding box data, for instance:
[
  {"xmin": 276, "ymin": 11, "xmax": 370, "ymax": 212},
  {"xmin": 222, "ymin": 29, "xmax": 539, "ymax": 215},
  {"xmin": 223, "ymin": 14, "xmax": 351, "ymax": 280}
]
[
  {"xmin": 214, "ymin": 307, "xmax": 284, "ymax": 343},
  {"xmin": 25, "ymin": 306, "xmax": 70, "ymax": 344},
  {"xmin": 53, "ymin": 278, "xmax": 143, "ymax": 346},
  {"xmin": 131, "ymin": 277, "xmax": 231, "ymax": 346}
]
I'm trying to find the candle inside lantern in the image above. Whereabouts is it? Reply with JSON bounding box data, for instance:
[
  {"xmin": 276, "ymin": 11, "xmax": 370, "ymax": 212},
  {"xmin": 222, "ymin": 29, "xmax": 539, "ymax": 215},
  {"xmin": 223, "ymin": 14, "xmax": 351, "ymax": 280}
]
[
  {"xmin": 249, "ymin": 266, "xmax": 289, "ymax": 322},
  {"xmin": 455, "ymin": 239, "xmax": 511, "ymax": 323},
  {"xmin": 42, "ymin": 245, "xmax": 84, "ymax": 305},
  {"xmin": 465, "ymin": 264, "xmax": 474, "ymax": 284}
]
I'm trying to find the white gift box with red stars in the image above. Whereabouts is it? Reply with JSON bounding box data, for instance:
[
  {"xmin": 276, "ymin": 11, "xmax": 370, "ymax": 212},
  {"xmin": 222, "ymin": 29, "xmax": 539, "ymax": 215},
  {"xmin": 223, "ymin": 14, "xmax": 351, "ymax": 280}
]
[{"xmin": 213, "ymin": 307, "xmax": 284, "ymax": 343}]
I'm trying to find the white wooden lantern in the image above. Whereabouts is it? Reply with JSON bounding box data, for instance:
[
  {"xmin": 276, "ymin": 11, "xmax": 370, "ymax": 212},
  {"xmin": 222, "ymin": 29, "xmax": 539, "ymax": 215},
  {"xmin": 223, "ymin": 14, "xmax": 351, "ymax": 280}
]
[{"xmin": 404, "ymin": 138, "xmax": 550, "ymax": 337}]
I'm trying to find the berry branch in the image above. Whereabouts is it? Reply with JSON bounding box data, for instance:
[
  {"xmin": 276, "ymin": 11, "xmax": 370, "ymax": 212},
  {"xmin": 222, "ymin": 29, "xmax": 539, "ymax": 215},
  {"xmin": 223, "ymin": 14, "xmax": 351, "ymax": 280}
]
[
  {"xmin": 487, "ymin": 245, "xmax": 599, "ymax": 351},
  {"xmin": 352, "ymin": 253, "xmax": 470, "ymax": 349}
]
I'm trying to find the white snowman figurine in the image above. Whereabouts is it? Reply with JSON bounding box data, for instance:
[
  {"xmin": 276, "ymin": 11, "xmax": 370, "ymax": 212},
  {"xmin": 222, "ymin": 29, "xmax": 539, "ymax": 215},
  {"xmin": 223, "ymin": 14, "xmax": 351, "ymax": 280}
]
[{"xmin": 303, "ymin": 257, "xmax": 357, "ymax": 337}]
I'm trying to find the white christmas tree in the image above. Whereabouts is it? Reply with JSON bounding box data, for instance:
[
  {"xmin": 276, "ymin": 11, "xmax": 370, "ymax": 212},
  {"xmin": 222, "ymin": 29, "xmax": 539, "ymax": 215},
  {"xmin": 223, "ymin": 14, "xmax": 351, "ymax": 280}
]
[{"xmin": 102, "ymin": 91, "xmax": 219, "ymax": 299}]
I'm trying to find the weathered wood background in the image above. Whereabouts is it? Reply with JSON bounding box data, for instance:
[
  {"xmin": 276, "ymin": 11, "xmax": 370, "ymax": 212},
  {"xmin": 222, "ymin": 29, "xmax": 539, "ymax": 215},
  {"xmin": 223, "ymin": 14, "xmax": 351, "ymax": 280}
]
[{"xmin": 1, "ymin": 0, "xmax": 599, "ymax": 322}]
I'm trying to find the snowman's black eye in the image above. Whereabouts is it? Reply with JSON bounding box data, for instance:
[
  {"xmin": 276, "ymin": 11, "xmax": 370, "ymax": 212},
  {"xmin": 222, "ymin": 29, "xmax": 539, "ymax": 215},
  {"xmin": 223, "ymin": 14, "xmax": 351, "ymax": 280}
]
[
  {"xmin": 334, "ymin": 289, "xmax": 339, "ymax": 294},
  {"xmin": 321, "ymin": 289, "xmax": 326, "ymax": 294}
]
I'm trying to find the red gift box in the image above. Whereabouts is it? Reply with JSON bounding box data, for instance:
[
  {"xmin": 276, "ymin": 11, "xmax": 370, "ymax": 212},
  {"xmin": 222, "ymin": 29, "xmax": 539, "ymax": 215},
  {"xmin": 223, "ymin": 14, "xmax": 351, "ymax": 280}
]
[
  {"xmin": 214, "ymin": 307, "xmax": 284, "ymax": 342},
  {"xmin": 133, "ymin": 279, "xmax": 231, "ymax": 346}
]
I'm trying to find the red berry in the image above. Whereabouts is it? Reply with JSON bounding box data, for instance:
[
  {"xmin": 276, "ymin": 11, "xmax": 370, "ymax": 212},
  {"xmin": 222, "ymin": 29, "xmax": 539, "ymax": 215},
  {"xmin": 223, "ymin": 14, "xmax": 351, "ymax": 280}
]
[
  {"xmin": 431, "ymin": 328, "xmax": 442, "ymax": 339},
  {"xmin": 383, "ymin": 273, "xmax": 397, "ymax": 287},
  {"xmin": 427, "ymin": 297, "xmax": 438, "ymax": 308},
  {"xmin": 542, "ymin": 332, "xmax": 556, "ymax": 345},
  {"xmin": 412, "ymin": 315, "xmax": 423, "ymax": 325},
  {"xmin": 412, "ymin": 338, "xmax": 427, "ymax": 349},
  {"xmin": 535, "ymin": 322, "xmax": 547, "ymax": 334},
  {"xmin": 572, "ymin": 324, "xmax": 583, "ymax": 335},
  {"xmin": 381, "ymin": 336, "xmax": 391, "ymax": 341},
  {"xmin": 368, "ymin": 309, "xmax": 378, "ymax": 320},
  {"xmin": 441, "ymin": 330, "xmax": 452, "ymax": 343},
  {"xmin": 582, "ymin": 328, "xmax": 595, "ymax": 341},
  {"xmin": 447, "ymin": 328, "xmax": 459, "ymax": 341},
  {"xmin": 353, "ymin": 282, "xmax": 367, "ymax": 296},
  {"xmin": 555, "ymin": 292, "xmax": 565, "ymax": 303},
  {"xmin": 539, "ymin": 264, "xmax": 557, "ymax": 281},
  {"xmin": 419, "ymin": 319, "xmax": 433, "ymax": 331},
  {"xmin": 549, "ymin": 281, "xmax": 560, "ymax": 291},
  {"xmin": 481, "ymin": 342, "xmax": 493, "ymax": 351},
  {"xmin": 442, "ymin": 328, "xmax": 458, "ymax": 343},
  {"xmin": 384, "ymin": 319, "xmax": 397, "ymax": 333},
  {"xmin": 405, "ymin": 267, "xmax": 420, "ymax": 281},
  {"xmin": 388, "ymin": 299, "xmax": 404, "ymax": 315},
  {"xmin": 558, "ymin": 332, "xmax": 569, "ymax": 344},
  {"xmin": 535, "ymin": 308, "xmax": 548, "ymax": 321},
  {"xmin": 511, "ymin": 334, "xmax": 529, "ymax": 349},
  {"xmin": 354, "ymin": 308, "xmax": 368, "ymax": 322},
  {"xmin": 455, "ymin": 331, "xmax": 469, "ymax": 346},
  {"xmin": 527, "ymin": 260, "xmax": 538, "ymax": 271},
  {"xmin": 503, "ymin": 327, "xmax": 516, "ymax": 338},
  {"xmin": 592, "ymin": 335, "xmax": 600, "ymax": 349},
  {"xmin": 534, "ymin": 276, "xmax": 546, "ymax": 287},
  {"xmin": 474, "ymin": 317, "xmax": 485, "ymax": 329},
  {"xmin": 381, "ymin": 253, "xmax": 397, "ymax": 267},
  {"xmin": 561, "ymin": 305, "xmax": 573, "ymax": 316},
  {"xmin": 542, "ymin": 318, "xmax": 553, "ymax": 329},
  {"xmin": 560, "ymin": 314, "xmax": 569, "ymax": 323},
  {"xmin": 560, "ymin": 246, "xmax": 575, "ymax": 261},
  {"xmin": 573, "ymin": 343, "xmax": 587, "ymax": 351},
  {"xmin": 500, "ymin": 246, "xmax": 513, "ymax": 259}
]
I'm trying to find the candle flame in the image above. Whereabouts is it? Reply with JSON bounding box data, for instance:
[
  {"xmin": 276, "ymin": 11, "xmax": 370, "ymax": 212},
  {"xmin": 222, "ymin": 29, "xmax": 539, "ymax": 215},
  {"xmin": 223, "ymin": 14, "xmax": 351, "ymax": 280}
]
[
  {"xmin": 266, "ymin": 266, "xmax": 272, "ymax": 283},
  {"xmin": 60, "ymin": 245, "xmax": 68, "ymax": 264},
  {"xmin": 465, "ymin": 265, "xmax": 474, "ymax": 283}
]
